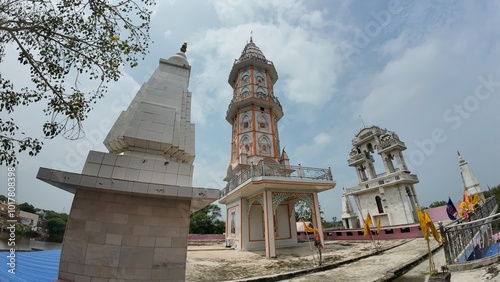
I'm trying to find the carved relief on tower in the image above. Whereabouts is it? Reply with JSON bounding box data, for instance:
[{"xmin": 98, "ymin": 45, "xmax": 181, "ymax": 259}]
[
  {"xmin": 257, "ymin": 135, "xmax": 272, "ymax": 156},
  {"xmin": 257, "ymin": 113, "xmax": 270, "ymax": 132},
  {"xmin": 240, "ymin": 69, "xmax": 251, "ymax": 85},
  {"xmin": 254, "ymin": 68, "xmax": 268, "ymax": 99},
  {"xmin": 240, "ymin": 113, "xmax": 252, "ymax": 132},
  {"xmin": 349, "ymin": 147, "xmax": 361, "ymax": 157},
  {"xmin": 240, "ymin": 135, "xmax": 252, "ymax": 155},
  {"xmin": 254, "ymin": 69, "xmax": 267, "ymax": 87},
  {"xmin": 238, "ymin": 69, "xmax": 252, "ymax": 99}
]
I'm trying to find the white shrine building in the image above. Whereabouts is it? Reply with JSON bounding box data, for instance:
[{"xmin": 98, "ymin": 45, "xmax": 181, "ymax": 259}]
[
  {"xmin": 458, "ymin": 151, "xmax": 485, "ymax": 200},
  {"xmin": 218, "ymin": 38, "xmax": 336, "ymax": 258},
  {"xmin": 342, "ymin": 126, "xmax": 421, "ymax": 229},
  {"xmin": 37, "ymin": 43, "xmax": 219, "ymax": 281}
]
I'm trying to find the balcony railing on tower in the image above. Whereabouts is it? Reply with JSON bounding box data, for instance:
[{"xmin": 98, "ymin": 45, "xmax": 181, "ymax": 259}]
[
  {"xmin": 219, "ymin": 163, "xmax": 333, "ymax": 198},
  {"xmin": 226, "ymin": 91, "xmax": 282, "ymax": 115}
]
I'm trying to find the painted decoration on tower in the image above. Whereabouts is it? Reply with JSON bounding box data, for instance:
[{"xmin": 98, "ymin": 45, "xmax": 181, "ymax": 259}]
[
  {"xmin": 254, "ymin": 69, "xmax": 267, "ymax": 87},
  {"xmin": 240, "ymin": 135, "xmax": 252, "ymax": 155},
  {"xmin": 241, "ymin": 69, "xmax": 251, "ymax": 85},
  {"xmin": 227, "ymin": 205, "xmax": 239, "ymax": 238},
  {"xmin": 240, "ymin": 113, "xmax": 252, "ymax": 132},
  {"xmin": 254, "ymin": 69, "xmax": 268, "ymax": 98},
  {"xmin": 230, "ymin": 211, "xmax": 236, "ymax": 234},
  {"xmin": 240, "ymin": 85, "xmax": 251, "ymax": 98},
  {"xmin": 257, "ymin": 113, "xmax": 269, "ymax": 132},
  {"xmin": 258, "ymin": 135, "xmax": 272, "ymax": 155},
  {"xmin": 239, "ymin": 69, "xmax": 251, "ymax": 98}
]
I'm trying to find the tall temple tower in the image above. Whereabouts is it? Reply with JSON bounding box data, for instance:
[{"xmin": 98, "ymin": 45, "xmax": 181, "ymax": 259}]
[
  {"xmin": 458, "ymin": 152, "xmax": 484, "ymax": 199},
  {"xmin": 344, "ymin": 126, "xmax": 420, "ymax": 228},
  {"xmin": 225, "ymin": 37, "xmax": 282, "ymax": 167},
  {"xmin": 219, "ymin": 37, "xmax": 336, "ymax": 257}
]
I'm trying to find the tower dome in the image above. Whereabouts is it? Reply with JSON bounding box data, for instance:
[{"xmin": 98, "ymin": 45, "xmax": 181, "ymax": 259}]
[{"xmin": 237, "ymin": 37, "xmax": 268, "ymax": 63}]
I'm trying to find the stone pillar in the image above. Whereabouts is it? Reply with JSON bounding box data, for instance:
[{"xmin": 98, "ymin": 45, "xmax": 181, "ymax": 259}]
[
  {"xmin": 312, "ymin": 193, "xmax": 324, "ymax": 245},
  {"xmin": 395, "ymin": 151, "xmax": 407, "ymax": 171},
  {"xmin": 263, "ymin": 190, "xmax": 276, "ymax": 257}
]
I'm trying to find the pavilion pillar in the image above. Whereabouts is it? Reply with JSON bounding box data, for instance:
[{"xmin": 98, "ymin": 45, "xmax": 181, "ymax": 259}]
[
  {"xmin": 263, "ymin": 190, "xmax": 276, "ymax": 258},
  {"xmin": 312, "ymin": 193, "xmax": 324, "ymax": 244}
]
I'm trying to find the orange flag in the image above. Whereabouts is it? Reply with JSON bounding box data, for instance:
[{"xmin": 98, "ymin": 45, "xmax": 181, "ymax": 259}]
[{"xmin": 463, "ymin": 189, "xmax": 472, "ymax": 211}]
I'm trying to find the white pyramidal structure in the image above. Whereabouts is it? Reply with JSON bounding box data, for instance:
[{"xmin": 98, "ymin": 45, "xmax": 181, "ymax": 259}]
[
  {"xmin": 458, "ymin": 151, "xmax": 484, "ymax": 198},
  {"xmin": 37, "ymin": 43, "xmax": 219, "ymax": 282}
]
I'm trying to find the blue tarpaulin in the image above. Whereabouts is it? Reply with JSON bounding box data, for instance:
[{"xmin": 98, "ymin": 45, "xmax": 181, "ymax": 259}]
[{"xmin": 0, "ymin": 250, "xmax": 60, "ymax": 282}]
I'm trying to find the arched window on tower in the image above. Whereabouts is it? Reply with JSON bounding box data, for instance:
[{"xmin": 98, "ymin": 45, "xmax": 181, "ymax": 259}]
[
  {"xmin": 254, "ymin": 70, "xmax": 266, "ymax": 87},
  {"xmin": 376, "ymin": 196, "xmax": 384, "ymax": 214},
  {"xmin": 242, "ymin": 74, "xmax": 250, "ymax": 85},
  {"xmin": 257, "ymin": 114, "xmax": 269, "ymax": 132},
  {"xmin": 241, "ymin": 69, "xmax": 251, "ymax": 85},
  {"xmin": 240, "ymin": 135, "xmax": 252, "ymax": 155},
  {"xmin": 240, "ymin": 85, "xmax": 251, "ymax": 98},
  {"xmin": 240, "ymin": 114, "xmax": 251, "ymax": 131},
  {"xmin": 258, "ymin": 136, "xmax": 271, "ymax": 155},
  {"xmin": 256, "ymin": 86, "xmax": 267, "ymax": 99}
]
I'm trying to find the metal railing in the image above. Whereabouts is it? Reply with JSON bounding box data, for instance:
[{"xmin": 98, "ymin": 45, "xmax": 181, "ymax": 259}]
[
  {"xmin": 441, "ymin": 196, "xmax": 499, "ymax": 265},
  {"xmin": 226, "ymin": 91, "xmax": 282, "ymax": 115},
  {"xmin": 219, "ymin": 163, "xmax": 333, "ymax": 198}
]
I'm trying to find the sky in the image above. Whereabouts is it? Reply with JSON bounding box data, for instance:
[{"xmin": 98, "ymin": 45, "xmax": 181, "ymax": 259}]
[{"xmin": 1, "ymin": 0, "xmax": 500, "ymax": 222}]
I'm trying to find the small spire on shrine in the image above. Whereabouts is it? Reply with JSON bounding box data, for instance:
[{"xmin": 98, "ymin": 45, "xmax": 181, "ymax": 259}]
[
  {"xmin": 250, "ymin": 31, "xmax": 253, "ymax": 43},
  {"xmin": 180, "ymin": 41, "xmax": 187, "ymax": 53}
]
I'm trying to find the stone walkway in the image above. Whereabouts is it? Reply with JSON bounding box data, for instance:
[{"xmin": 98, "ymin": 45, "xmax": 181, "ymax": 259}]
[{"xmin": 277, "ymin": 238, "xmax": 440, "ymax": 282}]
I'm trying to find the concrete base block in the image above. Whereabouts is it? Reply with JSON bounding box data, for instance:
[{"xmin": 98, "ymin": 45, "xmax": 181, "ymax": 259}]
[{"xmin": 58, "ymin": 189, "xmax": 191, "ymax": 282}]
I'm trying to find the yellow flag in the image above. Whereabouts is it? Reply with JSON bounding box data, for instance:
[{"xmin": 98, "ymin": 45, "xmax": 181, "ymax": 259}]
[
  {"xmin": 363, "ymin": 212, "xmax": 372, "ymax": 237},
  {"xmin": 424, "ymin": 210, "xmax": 441, "ymax": 244},
  {"xmin": 470, "ymin": 193, "xmax": 480, "ymax": 207},
  {"xmin": 417, "ymin": 208, "xmax": 429, "ymax": 241},
  {"xmin": 301, "ymin": 219, "xmax": 318, "ymax": 233}
]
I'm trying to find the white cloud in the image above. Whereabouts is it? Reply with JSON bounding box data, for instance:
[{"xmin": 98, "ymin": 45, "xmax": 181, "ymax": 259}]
[{"xmin": 358, "ymin": 39, "xmax": 444, "ymax": 121}]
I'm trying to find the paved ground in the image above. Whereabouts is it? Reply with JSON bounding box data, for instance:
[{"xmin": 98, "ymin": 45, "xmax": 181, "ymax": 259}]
[
  {"xmin": 186, "ymin": 239, "xmax": 407, "ymax": 281},
  {"xmin": 278, "ymin": 238, "xmax": 439, "ymax": 282},
  {"xmin": 187, "ymin": 238, "xmax": 500, "ymax": 281}
]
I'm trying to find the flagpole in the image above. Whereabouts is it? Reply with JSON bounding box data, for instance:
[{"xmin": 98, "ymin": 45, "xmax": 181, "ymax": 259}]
[
  {"xmin": 352, "ymin": 194, "xmax": 375, "ymax": 247},
  {"xmin": 414, "ymin": 201, "xmax": 436, "ymax": 276},
  {"xmin": 426, "ymin": 237, "xmax": 433, "ymax": 276}
]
